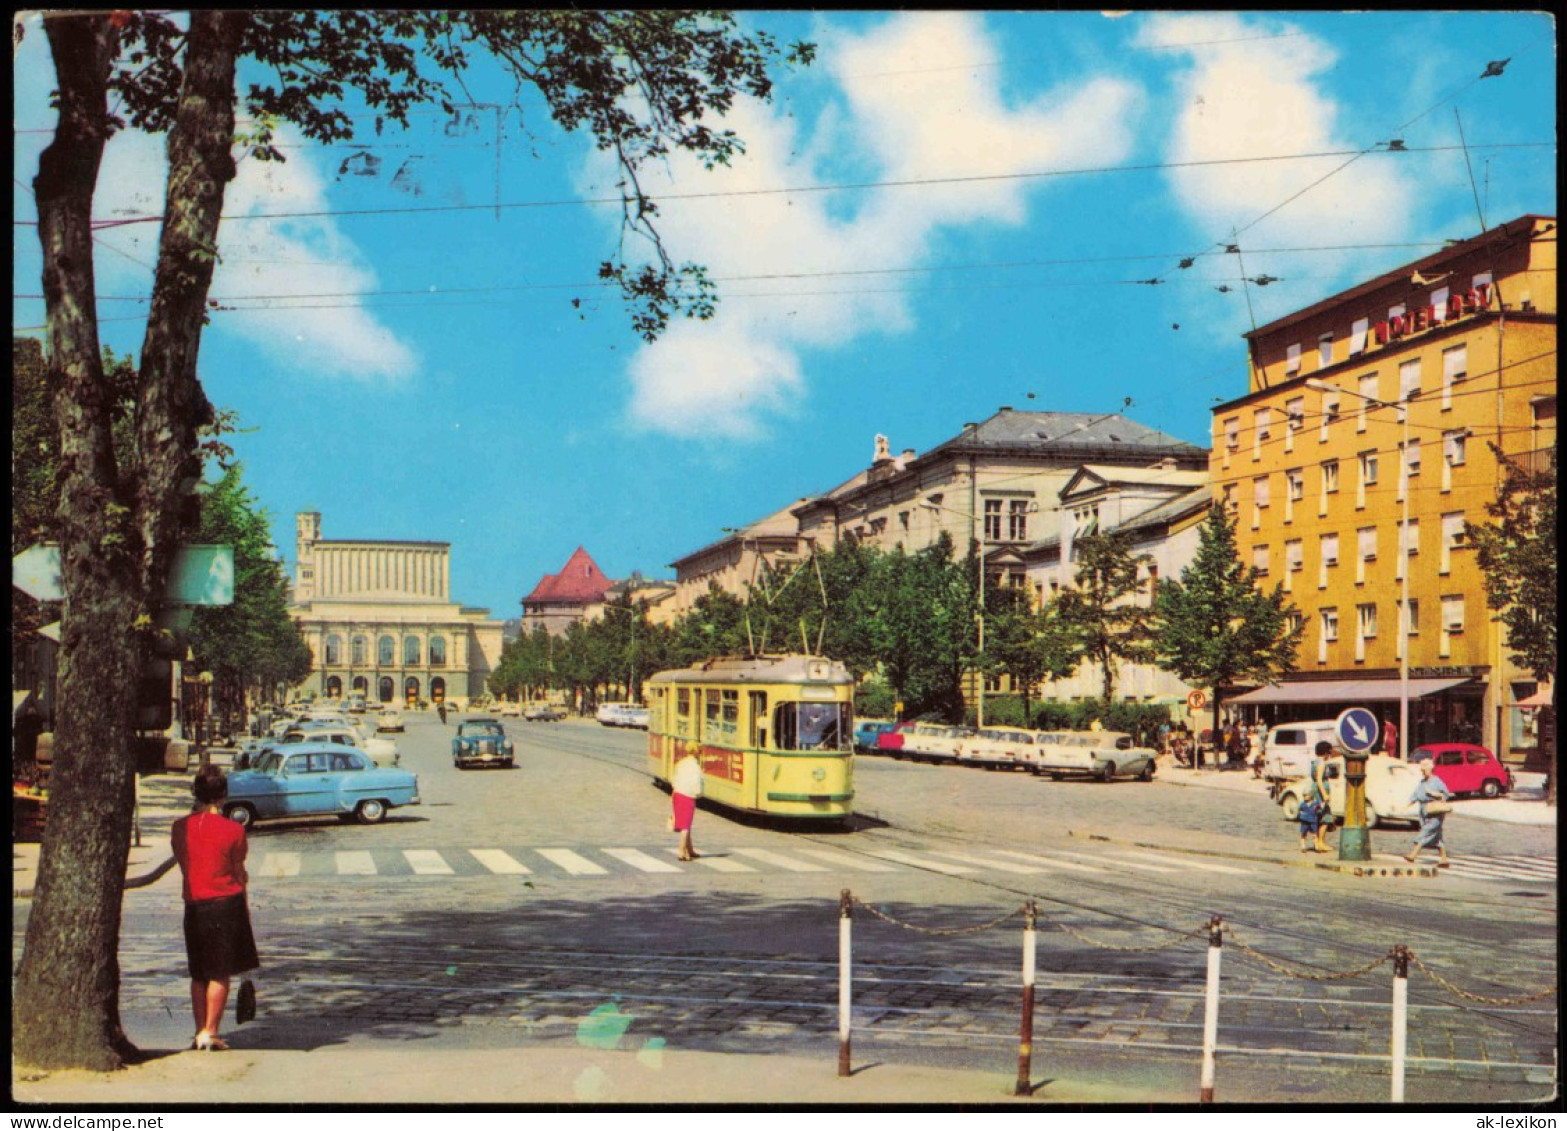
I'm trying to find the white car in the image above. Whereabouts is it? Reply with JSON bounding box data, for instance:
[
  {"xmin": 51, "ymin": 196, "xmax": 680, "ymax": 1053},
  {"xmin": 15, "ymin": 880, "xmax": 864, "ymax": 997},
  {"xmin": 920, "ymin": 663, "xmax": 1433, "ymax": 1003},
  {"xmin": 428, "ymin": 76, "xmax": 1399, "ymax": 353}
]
[
  {"xmin": 498, "ymin": 701, "xmax": 522, "ymax": 718},
  {"xmin": 1260, "ymin": 720, "xmax": 1342, "ymax": 782},
  {"xmin": 900, "ymin": 723, "xmax": 973, "ymax": 764},
  {"xmin": 956, "ymin": 728, "xmax": 1056, "ymax": 770},
  {"xmin": 376, "ymin": 708, "xmax": 405, "ymax": 733},
  {"xmin": 597, "ymin": 703, "xmax": 650, "ymax": 728},
  {"xmin": 279, "ymin": 724, "xmax": 401, "ymax": 768},
  {"xmin": 1034, "ymin": 731, "xmax": 1158, "ymax": 782},
  {"xmin": 1276, "ymin": 754, "xmax": 1423, "ymax": 828}
]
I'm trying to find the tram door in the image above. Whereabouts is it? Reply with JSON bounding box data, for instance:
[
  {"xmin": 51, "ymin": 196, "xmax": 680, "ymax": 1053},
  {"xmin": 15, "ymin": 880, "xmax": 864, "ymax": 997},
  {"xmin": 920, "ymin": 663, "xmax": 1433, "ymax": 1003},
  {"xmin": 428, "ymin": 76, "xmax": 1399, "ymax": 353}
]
[{"xmin": 747, "ymin": 691, "xmax": 768, "ymax": 811}]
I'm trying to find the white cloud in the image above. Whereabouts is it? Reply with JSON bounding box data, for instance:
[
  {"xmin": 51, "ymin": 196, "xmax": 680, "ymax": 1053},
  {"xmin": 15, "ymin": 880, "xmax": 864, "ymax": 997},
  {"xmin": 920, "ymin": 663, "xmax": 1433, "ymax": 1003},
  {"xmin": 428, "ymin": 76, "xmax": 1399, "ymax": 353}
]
[
  {"xmin": 599, "ymin": 11, "xmax": 1143, "ymax": 440},
  {"xmin": 67, "ymin": 121, "xmax": 417, "ymax": 382}
]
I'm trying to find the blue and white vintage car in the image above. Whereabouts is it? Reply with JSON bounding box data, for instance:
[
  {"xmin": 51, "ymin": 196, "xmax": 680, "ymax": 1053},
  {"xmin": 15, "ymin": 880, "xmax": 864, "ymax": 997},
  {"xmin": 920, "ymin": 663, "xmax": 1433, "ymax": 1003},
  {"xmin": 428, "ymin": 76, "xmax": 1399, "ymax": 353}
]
[
  {"xmin": 223, "ymin": 743, "xmax": 421, "ymax": 827},
  {"xmin": 452, "ymin": 718, "xmax": 515, "ymax": 769}
]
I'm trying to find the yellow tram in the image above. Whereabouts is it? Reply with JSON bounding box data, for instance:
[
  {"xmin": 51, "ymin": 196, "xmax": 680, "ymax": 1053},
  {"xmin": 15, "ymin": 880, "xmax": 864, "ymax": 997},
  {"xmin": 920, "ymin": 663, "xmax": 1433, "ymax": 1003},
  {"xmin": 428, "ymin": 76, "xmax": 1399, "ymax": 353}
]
[{"xmin": 646, "ymin": 654, "xmax": 856, "ymax": 822}]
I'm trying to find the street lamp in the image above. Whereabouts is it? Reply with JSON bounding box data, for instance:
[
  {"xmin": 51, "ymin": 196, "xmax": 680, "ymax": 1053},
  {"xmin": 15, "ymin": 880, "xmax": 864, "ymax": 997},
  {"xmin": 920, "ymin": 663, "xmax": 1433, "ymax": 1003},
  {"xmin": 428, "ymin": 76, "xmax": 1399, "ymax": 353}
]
[
  {"xmin": 1306, "ymin": 378, "xmax": 1412, "ymax": 762},
  {"xmin": 920, "ymin": 499, "xmax": 988, "ymax": 727}
]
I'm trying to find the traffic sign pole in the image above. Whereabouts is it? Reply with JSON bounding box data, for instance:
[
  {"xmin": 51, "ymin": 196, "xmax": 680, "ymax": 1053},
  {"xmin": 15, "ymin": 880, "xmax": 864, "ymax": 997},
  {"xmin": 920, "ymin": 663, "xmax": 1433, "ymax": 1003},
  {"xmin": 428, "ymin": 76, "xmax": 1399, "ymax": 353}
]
[{"xmin": 1335, "ymin": 708, "xmax": 1379, "ymax": 862}]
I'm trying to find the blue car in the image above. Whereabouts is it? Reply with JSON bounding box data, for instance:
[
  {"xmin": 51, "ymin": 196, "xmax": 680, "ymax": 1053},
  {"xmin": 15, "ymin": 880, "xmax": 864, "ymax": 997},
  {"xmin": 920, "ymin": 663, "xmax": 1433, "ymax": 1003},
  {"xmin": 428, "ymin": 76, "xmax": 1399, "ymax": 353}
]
[
  {"xmin": 853, "ymin": 719, "xmax": 897, "ymax": 753},
  {"xmin": 223, "ymin": 742, "xmax": 421, "ymax": 827}
]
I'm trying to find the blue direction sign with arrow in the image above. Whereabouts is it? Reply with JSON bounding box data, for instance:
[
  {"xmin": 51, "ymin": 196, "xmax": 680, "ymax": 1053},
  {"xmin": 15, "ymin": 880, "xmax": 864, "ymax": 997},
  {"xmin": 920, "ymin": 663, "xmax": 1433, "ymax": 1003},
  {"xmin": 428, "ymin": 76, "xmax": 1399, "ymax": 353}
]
[{"xmin": 1335, "ymin": 707, "xmax": 1380, "ymax": 753}]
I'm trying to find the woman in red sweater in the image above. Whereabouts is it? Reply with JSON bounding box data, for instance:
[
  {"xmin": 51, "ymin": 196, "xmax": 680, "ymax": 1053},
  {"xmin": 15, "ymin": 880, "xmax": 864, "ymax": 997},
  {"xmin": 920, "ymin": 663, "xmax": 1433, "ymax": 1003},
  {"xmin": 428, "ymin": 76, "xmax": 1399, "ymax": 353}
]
[{"xmin": 171, "ymin": 766, "xmax": 259, "ymax": 1051}]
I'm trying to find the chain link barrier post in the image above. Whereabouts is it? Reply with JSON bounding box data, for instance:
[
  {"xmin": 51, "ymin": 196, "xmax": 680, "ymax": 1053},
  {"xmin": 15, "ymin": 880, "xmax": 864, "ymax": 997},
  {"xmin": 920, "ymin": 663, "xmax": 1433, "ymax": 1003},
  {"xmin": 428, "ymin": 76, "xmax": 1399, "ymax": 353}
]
[
  {"xmin": 1015, "ymin": 900, "xmax": 1037, "ymax": 1097},
  {"xmin": 1200, "ymin": 915, "xmax": 1223, "ymax": 1103},
  {"xmin": 1391, "ymin": 944, "xmax": 1410, "ymax": 1103},
  {"xmin": 838, "ymin": 889, "xmax": 853, "ymax": 1078}
]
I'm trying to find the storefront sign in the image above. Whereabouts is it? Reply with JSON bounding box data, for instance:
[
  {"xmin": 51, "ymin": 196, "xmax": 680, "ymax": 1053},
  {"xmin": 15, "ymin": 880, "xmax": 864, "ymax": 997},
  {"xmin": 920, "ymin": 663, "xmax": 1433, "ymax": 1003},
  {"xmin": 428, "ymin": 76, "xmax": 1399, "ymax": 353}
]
[{"xmin": 1372, "ymin": 284, "xmax": 1491, "ymax": 347}]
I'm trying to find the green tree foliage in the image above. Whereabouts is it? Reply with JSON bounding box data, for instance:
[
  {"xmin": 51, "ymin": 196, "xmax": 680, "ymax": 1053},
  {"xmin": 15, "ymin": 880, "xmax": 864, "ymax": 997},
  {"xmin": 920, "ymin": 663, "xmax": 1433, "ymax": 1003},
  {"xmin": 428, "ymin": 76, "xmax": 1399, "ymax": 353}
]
[
  {"xmin": 864, "ymin": 535, "xmax": 973, "ymax": 720},
  {"xmin": 184, "ymin": 466, "xmax": 311, "ymax": 725},
  {"xmin": 671, "ymin": 583, "xmax": 752, "ymax": 666},
  {"xmin": 20, "ymin": 9, "xmax": 809, "ymax": 1071},
  {"xmin": 750, "ymin": 541, "xmax": 881, "ymax": 677},
  {"xmin": 984, "ymin": 586, "xmax": 1079, "ymax": 728},
  {"xmin": 488, "ymin": 624, "xmax": 558, "ymax": 702},
  {"xmin": 1467, "ymin": 446, "xmax": 1556, "ymax": 805},
  {"xmin": 1152, "ymin": 505, "xmax": 1302, "ymax": 767},
  {"xmin": 1053, "ymin": 531, "xmax": 1156, "ymax": 703}
]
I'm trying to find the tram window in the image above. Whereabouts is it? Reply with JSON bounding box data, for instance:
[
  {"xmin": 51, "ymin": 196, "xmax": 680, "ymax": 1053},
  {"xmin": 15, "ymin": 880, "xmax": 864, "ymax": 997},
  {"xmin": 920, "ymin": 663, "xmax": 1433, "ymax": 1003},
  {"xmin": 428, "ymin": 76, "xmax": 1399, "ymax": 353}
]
[
  {"xmin": 749, "ymin": 691, "xmax": 768, "ymax": 749},
  {"xmin": 677, "ymin": 688, "xmax": 690, "ymax": 717},
  {"xmin": 773, "ymin": 703, "xmax": 849, "ymax": 751},
  {"xmin": 704, "ymin": 689, "xmax": 723, "ymax": 742},
  {"xmin": 722, "ymin": 689, "xmax": 739, "ymax": 724}
]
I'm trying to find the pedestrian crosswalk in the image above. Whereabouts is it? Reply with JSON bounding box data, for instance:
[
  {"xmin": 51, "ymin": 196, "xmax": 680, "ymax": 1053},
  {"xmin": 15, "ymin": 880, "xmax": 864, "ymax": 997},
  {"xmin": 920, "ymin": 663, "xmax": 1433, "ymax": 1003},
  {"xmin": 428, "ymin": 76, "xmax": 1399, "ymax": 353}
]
[
  {"xmin": 1438, "ymin": 853, "xmax": 1557, "ymax": 885},
  {"xmin": 248, "ymin": 843, "xmax": 1263, "ymax": 884}
]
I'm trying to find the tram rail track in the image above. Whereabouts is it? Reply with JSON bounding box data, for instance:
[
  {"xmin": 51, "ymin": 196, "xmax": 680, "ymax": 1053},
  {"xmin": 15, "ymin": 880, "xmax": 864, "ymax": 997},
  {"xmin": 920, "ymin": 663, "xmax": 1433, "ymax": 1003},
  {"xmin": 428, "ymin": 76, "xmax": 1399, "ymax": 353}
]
[{"xmin": 525, "ymin": 724, "xmax": 1558, "ymax": 1049}]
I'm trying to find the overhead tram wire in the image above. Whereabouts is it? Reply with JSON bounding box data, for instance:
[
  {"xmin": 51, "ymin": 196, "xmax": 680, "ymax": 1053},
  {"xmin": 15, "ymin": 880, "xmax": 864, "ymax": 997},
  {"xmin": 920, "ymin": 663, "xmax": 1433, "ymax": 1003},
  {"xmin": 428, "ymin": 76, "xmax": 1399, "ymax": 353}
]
[{"xmin": 9, "ymin": 141, "xmax": 1547, "ymax": 232}]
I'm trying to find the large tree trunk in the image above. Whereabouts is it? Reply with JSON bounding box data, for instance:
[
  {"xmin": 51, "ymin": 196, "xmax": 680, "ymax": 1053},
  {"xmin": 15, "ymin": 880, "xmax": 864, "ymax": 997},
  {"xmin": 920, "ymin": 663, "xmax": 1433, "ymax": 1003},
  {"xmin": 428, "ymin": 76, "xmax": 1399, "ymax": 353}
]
[
  {"xmin": 13, "ymin": 11, "xmax": 246, "ymax": 1072},
  {"xmin": 13, "ymin": 14, "xmax": 137, "ymax": 1072}
]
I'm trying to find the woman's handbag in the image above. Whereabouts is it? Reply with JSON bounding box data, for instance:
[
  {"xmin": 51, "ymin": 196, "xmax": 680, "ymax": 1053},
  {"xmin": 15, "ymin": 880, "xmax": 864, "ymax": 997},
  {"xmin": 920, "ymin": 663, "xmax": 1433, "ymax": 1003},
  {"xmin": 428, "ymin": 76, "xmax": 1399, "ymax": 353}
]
[{"xmin": 1423, "ymin": 799, "xmax": 1454, "ymax": 816}]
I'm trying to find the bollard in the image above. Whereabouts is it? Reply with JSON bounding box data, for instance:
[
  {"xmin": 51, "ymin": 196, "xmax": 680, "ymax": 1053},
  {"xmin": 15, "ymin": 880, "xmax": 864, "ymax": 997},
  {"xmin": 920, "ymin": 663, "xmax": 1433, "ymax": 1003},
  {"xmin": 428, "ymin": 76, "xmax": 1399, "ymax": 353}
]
[
  {"xmin": 1390, "ymin": 945, "xmax": 1410, "ymax": 1103},
  {"xmin": 1200, "ymin": 915, "xmax": 1223, "ymax": 1103},
  {"xmin": 1015, "ymin": 901, "xmax": 1037, "ymax": 1096},
  {"xmin": 838, "ymin": 889, "xmax": 853, "ymax": 1077}
]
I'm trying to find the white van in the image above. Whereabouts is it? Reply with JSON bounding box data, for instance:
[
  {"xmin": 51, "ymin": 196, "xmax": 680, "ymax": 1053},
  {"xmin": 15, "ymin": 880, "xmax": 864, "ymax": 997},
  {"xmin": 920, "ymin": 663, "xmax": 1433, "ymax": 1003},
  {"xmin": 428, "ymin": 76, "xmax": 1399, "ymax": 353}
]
[
  {"xmin": 1261, "ymin": 719, "xmax": 1341, "ymax": 782},
  {"xmin": 1276, "ymin": 754, "xmax": 1423, "ymax": 828}
]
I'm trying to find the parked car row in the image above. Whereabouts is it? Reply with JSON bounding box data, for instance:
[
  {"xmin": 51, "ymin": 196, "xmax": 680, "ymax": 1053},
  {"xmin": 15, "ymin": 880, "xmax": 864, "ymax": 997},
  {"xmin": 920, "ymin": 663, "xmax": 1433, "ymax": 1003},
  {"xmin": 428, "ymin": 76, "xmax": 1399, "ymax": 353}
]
[
  {"xmin": 862, "ymin": 720, "xmax": 1157, "ymax": 783},
  {"xmin": 596, "ymin": 702, "xmax": 650, "ymax": 729}
]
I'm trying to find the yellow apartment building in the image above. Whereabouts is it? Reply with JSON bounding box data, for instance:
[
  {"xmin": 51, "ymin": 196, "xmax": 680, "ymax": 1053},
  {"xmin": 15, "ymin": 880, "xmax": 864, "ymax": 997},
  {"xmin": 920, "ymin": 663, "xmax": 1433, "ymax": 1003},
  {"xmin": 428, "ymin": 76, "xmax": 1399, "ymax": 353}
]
[{"xmin": 1212, "ymin": 215, "xmax": 1556, "ymax": 763}]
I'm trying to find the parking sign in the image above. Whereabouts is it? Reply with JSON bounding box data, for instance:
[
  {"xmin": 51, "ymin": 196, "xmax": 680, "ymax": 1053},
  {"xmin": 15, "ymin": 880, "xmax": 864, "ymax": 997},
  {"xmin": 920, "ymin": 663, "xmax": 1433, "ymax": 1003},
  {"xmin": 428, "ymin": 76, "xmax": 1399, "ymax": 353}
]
[{"xmin": 1335, "ymin": 707, "xmax": 1379, "ymax": 753}]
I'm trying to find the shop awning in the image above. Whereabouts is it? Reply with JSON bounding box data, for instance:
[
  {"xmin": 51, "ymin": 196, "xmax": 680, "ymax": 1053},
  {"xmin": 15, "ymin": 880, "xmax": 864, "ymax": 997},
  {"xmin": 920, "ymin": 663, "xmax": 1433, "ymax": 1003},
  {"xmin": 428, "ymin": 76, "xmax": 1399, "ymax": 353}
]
[
  {"xmin": 1230, "ymin": 677, "xmax": 1475, "ymax": 706},
  {"xmin": 1517, "ymin": 688, "xmax": 1553, "ymax": 709}
]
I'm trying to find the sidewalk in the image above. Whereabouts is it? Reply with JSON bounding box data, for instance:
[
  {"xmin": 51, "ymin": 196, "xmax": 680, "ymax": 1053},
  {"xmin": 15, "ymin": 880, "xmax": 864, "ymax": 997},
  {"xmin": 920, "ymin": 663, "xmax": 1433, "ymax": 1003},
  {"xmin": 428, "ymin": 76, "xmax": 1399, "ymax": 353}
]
[{"xmin": 1155, "ymin": 760, "xmax": 1556, "ymax": 826}]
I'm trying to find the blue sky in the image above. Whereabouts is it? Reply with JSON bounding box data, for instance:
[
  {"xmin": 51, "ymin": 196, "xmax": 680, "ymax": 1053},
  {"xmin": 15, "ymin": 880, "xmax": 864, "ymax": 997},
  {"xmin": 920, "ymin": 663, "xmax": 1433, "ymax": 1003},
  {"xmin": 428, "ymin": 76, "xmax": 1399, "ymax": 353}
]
[{"xmin": 13, "ymin": 11, "xmax": 1557, "ymax": 617}]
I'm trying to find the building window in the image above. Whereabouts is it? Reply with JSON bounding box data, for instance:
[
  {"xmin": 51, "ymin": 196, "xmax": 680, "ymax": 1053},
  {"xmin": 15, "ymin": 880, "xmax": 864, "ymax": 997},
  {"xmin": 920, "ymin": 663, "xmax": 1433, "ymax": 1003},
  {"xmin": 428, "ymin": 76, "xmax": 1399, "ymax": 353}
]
[
  {"xmin": 1407, "ymin": 598, "xmax": 1420, "ymax": 636},
  {"xmin": 1320, "ymin": 392, "xmax": 1338, "ymax": 441},
  {"xmin": 1252, "ymin": 475, "xmax": 1270, "ymax": 528},
  {"xmin": 1440, "ymin": 595, "xmax": 1465, "ymax": 657},
  {"xmin": 1284, "ymin": 540, "xmax": 1303, "ymax": 591},
  {"xmin": 1286, "ymin": 611, "xmax": 1303, "ymax": 638},
  {"xmin": 404, "ymin": 635, "xmax": 421, "ymax": 666},
  {"xmin": 1397, "ymin": 518, "xmax": 1419, "ymax": 580},
  {"xmin": 1074, "ymin": 505, "xmax": 1099, "ymax": 538},
  {"xmin": 1252, "ymin": 545, "xmax": 1269, "ymax": 575},
  {"xmin": 1357, "ymin": 373, "xmax": 1378, "ymax": 432},
  {"xmin": 1399, "ymin": 358, "xmax": 1421, "ymax": 402},
  {"xmin": 1220, "ymin": 483, "xmax": 1236, "ymax": 511},
  {"xmin": 1388, "ymin": 302, "xmax": 1406, "ymax": 322},
  {"xmin": 1224, "ymin": 417, "xmax": 1240, "ymax": 451},
  {"xmin": 1356, "ymin": 603, "xmax": 1377, "ymax": 661},
  {"xmin": 324, "ymin": 634, "xmax": 342, "ymax": 666},
  {"xmin": 1403, "ymin": 438, "xmax": 1421, "ymax": 480},
  {"xmin": 1317, "ymin": 333, "xmax": 1333, "ymax": 368},
  {"xmin": 351, "ymin": 635, "xmax": 367, "ymax": 666},
  {"xmin": 1319, "ymin": 532, "xmax": 1338, "ymax": 588},
  {"xmin": 898, "ymin": 510, "xmax": 909, "ymax": 533},
  {"xmin": 1254, "ymin": 408, "xmax": 1272, "ymax": 457},
  {"xmin": 1442, "ymin": 344, "xmax": 1467, "ymax": 410},
  {"xmin": 1357, "ymin": 526, "xmax": 1377, "ymax": 583},
  {"xmin": 1350, "ymin": 317, "xmax": 1370, "ymax": 356},
  {"xmin": 429, "ymin": 635, "xmax": 447, "ymax": 667},
  {"xmin": 984, "ymin": 499, "xmax": 1002, "ymax": 541},
  {"xmin": 1431, "ymin": 286, "xmax": 1450, "ymax": 324},
  {"xmin": 1008, "ymin": 500, "xmax": 1029, "ymax": 541},
  {"xmin": 1285, "ymin": 397, "xmax": 1304, "ymax": 450},
  {"xmin": 1285, "ymin": 343, "xmax": 1301, "ymax": 375},
  {"xmin": 1443, "ymin": 429, "xmax": 1467, "ymax": 466},
  {"xmin": 1356, "ymin": 450, "xmax": 1377, "ymax": 509},
  {"xmin": 378, "ymin": 635, "xmax": 395, "ymax": 665},
  {"xmin": 1285, "ymin": 468, "xmax": 1303, "ymax": 522},
  {"xmin": 1440, "ymin": 512, "xmax": 1464, "ymax": 574},
  {"xmin": 1319, "ymin": 460, "xmax": 1338, "ymax": 515},
  {"xmin": 1319, "ymin": 607, "xmax": 1338, "ymax": 664}
]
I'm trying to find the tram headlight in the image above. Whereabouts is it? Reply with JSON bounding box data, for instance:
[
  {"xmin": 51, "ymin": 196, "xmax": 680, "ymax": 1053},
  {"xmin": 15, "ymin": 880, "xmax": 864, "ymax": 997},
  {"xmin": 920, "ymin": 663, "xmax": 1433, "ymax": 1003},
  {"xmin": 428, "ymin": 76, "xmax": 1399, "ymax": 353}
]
[{"xmin": 812, "ymin": 768, "xmax": 826, "ymax": 781}]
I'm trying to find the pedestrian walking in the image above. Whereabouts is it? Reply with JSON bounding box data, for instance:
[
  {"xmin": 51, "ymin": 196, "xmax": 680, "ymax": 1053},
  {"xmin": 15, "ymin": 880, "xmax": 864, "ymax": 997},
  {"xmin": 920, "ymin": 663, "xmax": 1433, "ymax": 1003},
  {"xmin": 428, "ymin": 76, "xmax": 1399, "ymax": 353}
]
[
  {"xmin": 1303, "ymin": 741, "xmax": 1334, "ymax": 852},
  {"xmin": 171, "ymin": 766, "xmax": 259, "ymax": 1051},
  {"xmin": 1381, "ymin": 715, "xmax": 1400, "ymax": 758},
  {"xmin": 671, "ymin": 749, "xmax": 704, "ymax": 861},
  {"xmin": 1405, "ymin": 759, "xmax": 1453, "ymax": 867},
  {"xmin": 437, "ymin": 701, "xmax": 448, "ymax": 725}
]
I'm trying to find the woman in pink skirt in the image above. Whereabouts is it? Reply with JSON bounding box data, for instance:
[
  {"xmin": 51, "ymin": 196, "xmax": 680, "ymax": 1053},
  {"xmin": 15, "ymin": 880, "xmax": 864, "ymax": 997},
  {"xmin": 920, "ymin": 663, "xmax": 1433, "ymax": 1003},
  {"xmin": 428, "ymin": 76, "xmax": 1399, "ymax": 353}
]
[{"xmin": 671, "ymin": 750, "xmax": 704, "ymax": 861}]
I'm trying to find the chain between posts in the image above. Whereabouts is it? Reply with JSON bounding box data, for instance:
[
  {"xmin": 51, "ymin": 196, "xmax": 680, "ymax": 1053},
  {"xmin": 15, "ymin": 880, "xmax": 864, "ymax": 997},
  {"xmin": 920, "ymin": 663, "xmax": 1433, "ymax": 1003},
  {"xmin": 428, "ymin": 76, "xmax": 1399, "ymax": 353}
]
[
  {"xmin": 1406, "ymin": 952, "xmax": 1560, "ymax": 1005},
  {"xmin": 847, "ymin": 894, "xmax": 1022, "ymax": 935},
  {"xmin": 1053, "ymin": 919, "xmax": 1209, "ymax": 953},
  {"xmin": 1222, "ymin": 929, "xmax": 1395, "ymax": 982}
]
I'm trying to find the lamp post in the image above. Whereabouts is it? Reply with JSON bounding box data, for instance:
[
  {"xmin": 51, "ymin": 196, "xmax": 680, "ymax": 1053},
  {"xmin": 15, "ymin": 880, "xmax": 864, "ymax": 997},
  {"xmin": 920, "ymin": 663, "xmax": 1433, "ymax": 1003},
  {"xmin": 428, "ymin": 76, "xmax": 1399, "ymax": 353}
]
[
  {"xmin": 1307, "ymin": 379, "xmax": 1411, "ymax": 760},
  {"xmin": 921, "ymin": 499, "xmax": 988, "ymax": 727}
]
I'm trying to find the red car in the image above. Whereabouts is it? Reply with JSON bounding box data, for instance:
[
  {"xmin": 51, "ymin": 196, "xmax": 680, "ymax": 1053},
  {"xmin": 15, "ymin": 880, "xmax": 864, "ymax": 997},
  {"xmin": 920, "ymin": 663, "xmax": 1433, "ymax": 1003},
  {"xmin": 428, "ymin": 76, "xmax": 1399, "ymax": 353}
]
[
  {"xmin": 1410, "ymin": 743, "xmax": 1513, "ymax": 798},
  {"xmin": 876, "ymin": 721, "xmax": 917, "ymax": 756}
]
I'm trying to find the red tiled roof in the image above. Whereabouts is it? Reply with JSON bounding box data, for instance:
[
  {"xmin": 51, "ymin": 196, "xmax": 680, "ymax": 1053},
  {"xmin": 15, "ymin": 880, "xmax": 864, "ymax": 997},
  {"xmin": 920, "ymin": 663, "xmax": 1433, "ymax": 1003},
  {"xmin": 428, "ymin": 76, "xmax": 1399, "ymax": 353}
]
[{"xmin": 521, "ymin": 547, "xmax": 614, "ymax": 606}]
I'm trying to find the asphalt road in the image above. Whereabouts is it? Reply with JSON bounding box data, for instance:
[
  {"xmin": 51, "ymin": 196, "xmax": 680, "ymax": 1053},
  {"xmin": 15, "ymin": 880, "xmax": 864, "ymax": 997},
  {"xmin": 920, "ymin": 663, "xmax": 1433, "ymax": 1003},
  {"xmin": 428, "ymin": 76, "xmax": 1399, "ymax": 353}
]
[{"xmin": 43, "ymin": 711, "xmax": 1561, "ymax": 1104}]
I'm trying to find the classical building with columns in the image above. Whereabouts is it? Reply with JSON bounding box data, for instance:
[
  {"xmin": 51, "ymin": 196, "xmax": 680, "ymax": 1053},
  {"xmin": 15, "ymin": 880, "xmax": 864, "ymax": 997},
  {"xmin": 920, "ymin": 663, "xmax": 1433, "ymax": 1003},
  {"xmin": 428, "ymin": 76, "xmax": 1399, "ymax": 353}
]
[{"xmin": 289, "ymin": 511, "xmax": 505, "ymax": 707}]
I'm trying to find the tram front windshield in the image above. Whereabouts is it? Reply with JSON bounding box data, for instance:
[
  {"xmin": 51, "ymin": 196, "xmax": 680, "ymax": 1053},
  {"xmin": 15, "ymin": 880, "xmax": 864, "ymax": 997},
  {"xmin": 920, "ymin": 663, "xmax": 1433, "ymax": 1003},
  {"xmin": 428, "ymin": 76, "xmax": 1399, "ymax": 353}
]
[{"xmin": 774, "ymin": 702, "xmax": 851, "ymax": 752}]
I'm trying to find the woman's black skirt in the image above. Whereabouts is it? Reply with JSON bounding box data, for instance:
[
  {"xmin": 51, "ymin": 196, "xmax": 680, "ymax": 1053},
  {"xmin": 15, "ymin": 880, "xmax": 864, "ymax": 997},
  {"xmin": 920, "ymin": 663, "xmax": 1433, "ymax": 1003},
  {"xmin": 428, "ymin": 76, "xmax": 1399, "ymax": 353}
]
[{"xmin": 184, "ymin": 893, "xmax": 260, "ymax": 982}]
